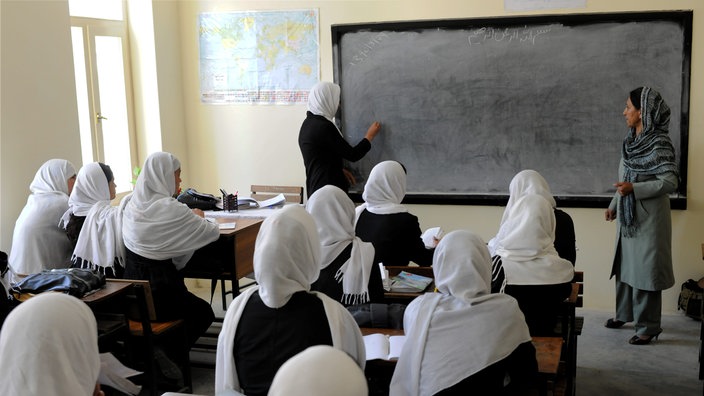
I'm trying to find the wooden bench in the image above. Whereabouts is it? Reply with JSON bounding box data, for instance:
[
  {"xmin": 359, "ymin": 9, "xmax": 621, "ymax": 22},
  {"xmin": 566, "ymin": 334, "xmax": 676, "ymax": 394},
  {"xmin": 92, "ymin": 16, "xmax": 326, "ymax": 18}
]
[
  {"xmin": 110, "ymin": 279, "xmax": 193, "ymax": 396},
  {"xmin": 360, "ymin": 327, "xmax": 562, "ymax": 396},
  {"xmin": 554, "ymin": 271, "xmax": 584, "ymax": 396}
]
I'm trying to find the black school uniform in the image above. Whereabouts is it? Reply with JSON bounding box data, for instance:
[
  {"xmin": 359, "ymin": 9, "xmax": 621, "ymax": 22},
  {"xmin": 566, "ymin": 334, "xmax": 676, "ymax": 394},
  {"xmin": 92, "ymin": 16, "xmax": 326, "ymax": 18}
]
[
  {"xmin": 355, "ymin": 208, "xmax": 434, "ymax": 267},
  {"xmin": 233, "ymin": 291, "xmax": 333, "ymax": 396},
  {"xmin": 298, "ymin": 111, "xmax": 371, "ymax": 198},
  {"xmin": 310, "ymin": 243, "xmax": 385, "ymax": 305}
]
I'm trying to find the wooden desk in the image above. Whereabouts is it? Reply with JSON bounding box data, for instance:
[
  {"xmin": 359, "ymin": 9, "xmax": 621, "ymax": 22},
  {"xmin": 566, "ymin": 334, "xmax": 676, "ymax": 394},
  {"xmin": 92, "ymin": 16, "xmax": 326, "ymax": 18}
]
[
  {"xmin": 383, "ymin": 266, "xmax": 435, "ymax": 303},
  {"xmin": 360, "ymin": 327, "xmax": 562, "ymax": 395},
  {"xmin": 81, "ymin": 279, "xmax": 132, "ymax": 305},
  {"xmin": 215, "ymin": 218, "xmax": 262, "ymax": 281},
  {"xmin": 361, "ymin": 328, "xmax": 561, "ymax": 375},
  {"xmin": 181, "ymin": 218, "xmax": 262, "ymax": 308}
]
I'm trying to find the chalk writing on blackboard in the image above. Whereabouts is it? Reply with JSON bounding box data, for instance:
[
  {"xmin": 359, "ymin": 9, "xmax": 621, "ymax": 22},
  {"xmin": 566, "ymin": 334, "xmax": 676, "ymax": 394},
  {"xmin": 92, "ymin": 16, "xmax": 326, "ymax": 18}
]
[
  {"xmin": 467, "ymin": 25, "xmax": 552, "ymax": 46},
  {"xmin": 349, "ymin": 32, "xmax": 390, "ymax": 66}
]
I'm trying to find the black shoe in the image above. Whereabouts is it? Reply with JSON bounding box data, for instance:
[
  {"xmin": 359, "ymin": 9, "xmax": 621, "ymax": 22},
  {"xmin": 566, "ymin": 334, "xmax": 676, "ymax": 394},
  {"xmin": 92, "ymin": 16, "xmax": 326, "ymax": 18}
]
[
  {"xmin": 605, "ymin": 318, "xmax": 626, "ymax": 328},
  {"xmin": 628, "ymin": 331, "xmax": 662, "ymax": 345}
]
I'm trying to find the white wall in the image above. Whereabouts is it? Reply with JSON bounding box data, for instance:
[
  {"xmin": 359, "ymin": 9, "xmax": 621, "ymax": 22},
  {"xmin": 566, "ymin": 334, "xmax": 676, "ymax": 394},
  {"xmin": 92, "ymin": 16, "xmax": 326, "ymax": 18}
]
[
  {"xmin": 0, "ymin": 0, "xmax": 82, "ymax": 251},
  {"xmin": 173, "ymin": 0, "xmax": 704, "ymax": 312},
  {"xmin": 0, "ymin": 0, "xmax": 701, "ymax": 313}
]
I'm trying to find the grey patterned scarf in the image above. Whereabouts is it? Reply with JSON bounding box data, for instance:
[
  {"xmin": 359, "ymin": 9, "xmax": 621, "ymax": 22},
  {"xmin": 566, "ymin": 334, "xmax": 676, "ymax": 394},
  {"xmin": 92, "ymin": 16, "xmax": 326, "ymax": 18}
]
[{"xmin": 619, "ymin": 87, "xmax": 678, "ymax": 237}]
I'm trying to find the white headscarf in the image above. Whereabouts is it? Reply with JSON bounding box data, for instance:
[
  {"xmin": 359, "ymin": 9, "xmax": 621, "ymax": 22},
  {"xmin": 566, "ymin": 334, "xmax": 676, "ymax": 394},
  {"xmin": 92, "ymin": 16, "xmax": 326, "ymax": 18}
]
[
  {"xmin": 491, "ymin": 195, "xmax": 573, "ymax": 286},
  {"xmin": 122, "ymin": 152, "xmax": 219, "ymax": 268},
  {"xmin": 0, "ymin": 293, "xmax": 100, "ymax": 395},
  {"xmin": 268, "ymin": 345, "xmax": 368, "ymax": 396},
  {"xmin": 9, "ymin": 159, "xmax": 76, "ymax": 279},
  {"xmin": 57, "ymin": 162, "xmax": 126, "ymax": 273},
  {"xmin": 355, "ymin": 160, "xmax": 408, "ymax": 219},
  {"xmin": 215, "ymin": 206, "xmax": 366, "ymax": 396},
  {"xmin": 489, "ymin": 170, "xmax": 556, "ymax": 256},
  {"xmin": 390, "ymin": 230, "xmax": 532, "ymax": 396},
  {"xmin": 307, "ymin": 81, "xmax": 341, "ymax": 125},
  {"xmin": 63, "ymin": 162, "xmax": 111, "ymax": 223},
  {"xmin": 306, "ymin": 185, "xmax": 375, "ymax": 305}
]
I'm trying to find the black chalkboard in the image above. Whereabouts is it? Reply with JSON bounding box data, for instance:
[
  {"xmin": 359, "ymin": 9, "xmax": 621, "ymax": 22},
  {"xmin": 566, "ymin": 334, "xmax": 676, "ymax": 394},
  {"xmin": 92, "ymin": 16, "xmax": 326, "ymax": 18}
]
[{"xmin": 332, "ymin": 11, "xmax": 691, "ymax": 208}]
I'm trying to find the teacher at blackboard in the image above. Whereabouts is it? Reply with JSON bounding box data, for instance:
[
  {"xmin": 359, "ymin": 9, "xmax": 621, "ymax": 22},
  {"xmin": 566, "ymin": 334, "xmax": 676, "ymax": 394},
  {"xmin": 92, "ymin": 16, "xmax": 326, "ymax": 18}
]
[
  {"xmin": 604, "ymin": 87, "xmax": 678, "ymax": 345},
  {"xmin": 298, "ymin": 81, "xmax": 381, "ymax": 198}
]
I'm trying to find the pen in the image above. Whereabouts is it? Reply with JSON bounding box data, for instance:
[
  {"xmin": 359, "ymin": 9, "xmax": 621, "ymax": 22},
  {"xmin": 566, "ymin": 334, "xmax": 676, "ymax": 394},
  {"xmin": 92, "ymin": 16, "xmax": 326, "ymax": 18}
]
[{"xmin": 220, "ymin": 188, "xmax": 228, "ymax": 196}]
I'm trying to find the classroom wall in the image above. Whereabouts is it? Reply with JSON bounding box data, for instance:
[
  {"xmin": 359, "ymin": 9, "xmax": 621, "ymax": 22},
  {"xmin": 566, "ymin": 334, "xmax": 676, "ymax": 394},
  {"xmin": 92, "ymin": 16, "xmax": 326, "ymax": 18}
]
[
  {"xmin": 0, "ymin": 0, "xmax": 701, "ymax": 313},
  {"xmin": 174, "ymin": 0, "xmax": 704, "ymax": 312},
  {"xmin": 0, "ymin": 0, "xmax": 82, "ymax": 251}
]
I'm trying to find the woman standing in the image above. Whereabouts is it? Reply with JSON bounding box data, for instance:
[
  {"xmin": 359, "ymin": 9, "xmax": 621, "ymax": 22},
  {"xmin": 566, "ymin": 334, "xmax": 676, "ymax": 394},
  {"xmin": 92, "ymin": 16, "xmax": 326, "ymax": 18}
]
[
  {"xmin": 604, "ymin": 87, "xmax": 678, "ymax": 345},
  {"xmin": 8, "ymin": 159, "xmax": 76, "ymax": 282},
  {"xmin": 298, "ymin": 81, "xmax": 381, "ymax": 198}
]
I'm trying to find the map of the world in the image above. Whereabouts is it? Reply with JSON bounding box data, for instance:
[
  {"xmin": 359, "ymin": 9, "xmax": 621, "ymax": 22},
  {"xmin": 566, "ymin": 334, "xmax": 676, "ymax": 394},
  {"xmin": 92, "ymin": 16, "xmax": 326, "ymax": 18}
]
[{"xmin": 199, "ymin": 9, "xmax": 319, "ymax": 104}]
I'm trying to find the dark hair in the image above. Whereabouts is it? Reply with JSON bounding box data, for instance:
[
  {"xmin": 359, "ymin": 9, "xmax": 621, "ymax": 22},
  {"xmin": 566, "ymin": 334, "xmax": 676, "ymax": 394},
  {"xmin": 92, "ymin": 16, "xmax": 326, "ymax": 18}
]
[
  {"xmin": 396, "ymin": 161, "xmax": 408, "ymax": 174},
  {"xmin": 98, "ymin": 163, "xmax": 114, "ymax": 183},
  {"xmin": 629, "ymin": 87, "xmax": 643, "ymax": 110}
]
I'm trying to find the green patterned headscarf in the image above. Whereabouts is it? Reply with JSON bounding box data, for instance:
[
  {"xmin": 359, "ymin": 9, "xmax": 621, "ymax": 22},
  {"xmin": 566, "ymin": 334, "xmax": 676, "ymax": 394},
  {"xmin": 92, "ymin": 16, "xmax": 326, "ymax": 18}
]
[{"xmin": 619, "ymin": 87, "xmax": 678, "ymax": 237}]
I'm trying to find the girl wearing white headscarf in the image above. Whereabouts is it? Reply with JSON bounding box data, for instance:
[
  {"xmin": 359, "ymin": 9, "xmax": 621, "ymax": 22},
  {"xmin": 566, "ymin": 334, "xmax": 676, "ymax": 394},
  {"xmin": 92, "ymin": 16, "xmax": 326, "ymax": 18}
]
[
  {"xmin": 298, "ymin": 81, "xmax": 381, "ymax": 198},
  {"xmin": 0, "ymin": 293, "xmax": 104, "ymax": 396},
  {"xmin": 268, "ymin": 345, "xmax": 368, "ymax": 396},
  {"xmin": 60, "ymin": 162, "xmax": 126, "ymax": 277},
  {"xmin": 215, "ymin": 206, "xmax": 365, "ymax": 396},
  {"xmin": 490, "ymin": 194, "xmax": 574, "ymax": 335},
  {"xmin": 306, "ymin": 185, "xmax": 382, "ymax": 305},
  {"xmin": 488, "ymin": 169, "xmax": 576, "ymax": 264},
  {"xmin": 390, "ymin": 230, "xmax": 536, "ymax": 396},
  {"xmin": 122, "ymin": 151, "xmax": 219, "ymax": 347},
  {"xmin": 355, "ymin": 160, "xmax": 435, "ymax": 266},
  {"xmin": 9, "ymin": 159, "xmax": 76, "ymax": 282}
]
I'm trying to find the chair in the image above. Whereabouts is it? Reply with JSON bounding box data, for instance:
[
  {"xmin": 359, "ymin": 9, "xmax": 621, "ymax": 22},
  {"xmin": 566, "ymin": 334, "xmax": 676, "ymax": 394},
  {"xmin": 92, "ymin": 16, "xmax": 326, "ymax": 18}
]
[
  {"xmin": 251, "ymin": 184, "xmax": 304, "ymax": 204},
  {"xmin": 115, "ymin": 279, "xmax": 193, "ymax": 396}
]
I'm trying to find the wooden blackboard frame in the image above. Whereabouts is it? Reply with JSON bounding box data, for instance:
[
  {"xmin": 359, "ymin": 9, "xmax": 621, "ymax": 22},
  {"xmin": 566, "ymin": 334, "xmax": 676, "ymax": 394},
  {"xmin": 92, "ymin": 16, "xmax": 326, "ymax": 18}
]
[{"xmin": 332, "ymin": 11, "xmax": 691, "ymax": 209}]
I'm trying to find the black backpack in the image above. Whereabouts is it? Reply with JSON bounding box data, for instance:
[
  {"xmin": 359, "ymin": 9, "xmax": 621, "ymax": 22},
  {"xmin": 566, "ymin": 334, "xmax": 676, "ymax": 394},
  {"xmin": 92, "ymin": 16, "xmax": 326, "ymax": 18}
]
[{"xmin": 677, "ymin": 278, "xmax": 704, "ymax": 320}]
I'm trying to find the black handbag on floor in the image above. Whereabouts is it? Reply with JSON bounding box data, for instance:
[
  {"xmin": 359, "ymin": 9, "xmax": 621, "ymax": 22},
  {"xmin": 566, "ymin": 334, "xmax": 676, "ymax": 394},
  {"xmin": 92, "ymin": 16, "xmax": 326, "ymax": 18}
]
[
  {"xmin": 10, "ymin": 268, "xmax": 106, "ymax": 299},
  {"xmin": 677, "ymin": 278, "xmax": 704, "ymax": 320}
]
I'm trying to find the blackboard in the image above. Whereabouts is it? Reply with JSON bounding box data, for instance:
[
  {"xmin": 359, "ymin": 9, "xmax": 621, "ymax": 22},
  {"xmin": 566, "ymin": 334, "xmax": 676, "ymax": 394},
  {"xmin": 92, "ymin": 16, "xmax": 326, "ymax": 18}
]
[{"xmin": 332, "ymin": 11, "xmax": 691, "ymax": 208}]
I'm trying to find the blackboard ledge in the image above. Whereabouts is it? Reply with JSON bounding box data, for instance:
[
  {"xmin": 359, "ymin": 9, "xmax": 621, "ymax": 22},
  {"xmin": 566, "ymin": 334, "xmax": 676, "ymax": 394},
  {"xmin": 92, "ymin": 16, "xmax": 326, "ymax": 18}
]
[{"xmin": 348, "ymin": 193, "xmax": 687, "ymax": 210}]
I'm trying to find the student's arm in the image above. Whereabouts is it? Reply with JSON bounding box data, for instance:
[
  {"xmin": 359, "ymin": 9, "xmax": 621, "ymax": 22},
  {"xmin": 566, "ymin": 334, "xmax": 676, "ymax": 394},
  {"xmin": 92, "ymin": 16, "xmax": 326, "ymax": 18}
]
[{"xmin": 404, "ymin": 214, "xmax": 434, "ymax": 267}]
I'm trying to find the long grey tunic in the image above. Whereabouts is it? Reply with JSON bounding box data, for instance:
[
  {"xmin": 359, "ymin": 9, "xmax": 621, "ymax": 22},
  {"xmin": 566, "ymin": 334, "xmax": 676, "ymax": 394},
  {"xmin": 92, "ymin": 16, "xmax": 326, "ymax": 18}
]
[{"xmin": 609, "ymin": 160, "xmax": 678, "ymax": 291}]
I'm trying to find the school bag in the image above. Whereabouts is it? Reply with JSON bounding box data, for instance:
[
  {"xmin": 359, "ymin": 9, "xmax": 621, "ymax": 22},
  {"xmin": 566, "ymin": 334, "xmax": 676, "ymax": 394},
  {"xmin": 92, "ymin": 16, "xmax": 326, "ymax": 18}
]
[{"xmin": 677, "ymin": 277, "xmax": 704, "ymax": 320}]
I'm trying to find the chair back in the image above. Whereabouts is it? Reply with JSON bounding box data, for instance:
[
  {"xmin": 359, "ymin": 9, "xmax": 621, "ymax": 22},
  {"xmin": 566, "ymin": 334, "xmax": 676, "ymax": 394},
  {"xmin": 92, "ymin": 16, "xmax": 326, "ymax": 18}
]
[{"xmin": 251, "ymin": 185, "xmax": 304, "ymax": 204}]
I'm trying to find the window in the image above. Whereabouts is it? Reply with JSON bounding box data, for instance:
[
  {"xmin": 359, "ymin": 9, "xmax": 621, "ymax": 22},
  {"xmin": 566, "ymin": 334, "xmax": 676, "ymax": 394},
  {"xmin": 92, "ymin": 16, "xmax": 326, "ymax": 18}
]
[{"xmin": 70, "ymin": 0, "xmax": 136, "ymax": 194}]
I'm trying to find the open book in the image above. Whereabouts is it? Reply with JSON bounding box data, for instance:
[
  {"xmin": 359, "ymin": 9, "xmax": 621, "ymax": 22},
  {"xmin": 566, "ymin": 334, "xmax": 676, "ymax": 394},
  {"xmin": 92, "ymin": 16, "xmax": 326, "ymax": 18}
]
[
  {"xmin": 364, "ymin": 333, "xmax": 406, "ymax": 361},
  {"xmin": 236, "ymin": 193, "xmax": 286, "ymax": 209},
  {"xmin": 390, "ymin": 271, "xmax": 433, "ymax": 293}
]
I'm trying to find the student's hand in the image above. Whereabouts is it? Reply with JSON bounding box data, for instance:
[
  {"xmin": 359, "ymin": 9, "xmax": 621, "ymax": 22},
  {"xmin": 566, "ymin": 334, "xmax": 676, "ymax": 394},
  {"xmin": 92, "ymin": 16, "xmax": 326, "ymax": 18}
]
[
  {"xmin": 614, "ymin": 181, "xmax": 633, "ymax": 196},
  {"xmin": 343, "ymin": 168, "xmax": 357, "ymax": 186},
  {"xmin": 605, "ymin": 208, "xmax": 616, "ymax": 222},
  {"xmin": 93, "ymin": 383, "xmax": 105, "ymax": 396},
  {"xmin": 364, "ymin": 121, "xmax": 381, "ymax": 141},
  {"xmin": 192, "ymin": 208, "xmax": 205, "ymax": 218}
]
